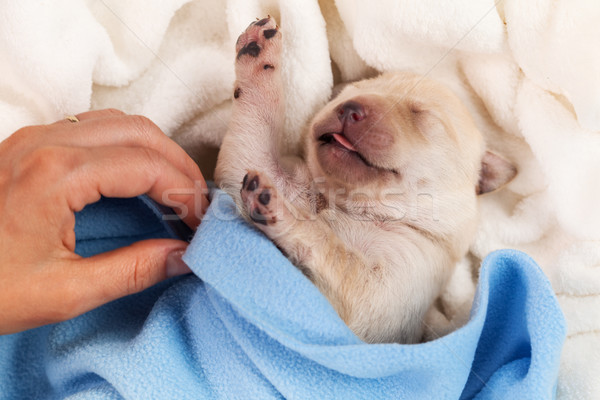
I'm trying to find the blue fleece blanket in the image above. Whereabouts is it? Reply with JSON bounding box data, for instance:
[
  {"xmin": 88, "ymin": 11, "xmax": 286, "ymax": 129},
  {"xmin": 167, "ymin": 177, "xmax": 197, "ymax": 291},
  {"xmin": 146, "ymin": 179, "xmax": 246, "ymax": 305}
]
[{"xmin": 0, "ymin": 191, "xmax": 566, "ymax": 399}]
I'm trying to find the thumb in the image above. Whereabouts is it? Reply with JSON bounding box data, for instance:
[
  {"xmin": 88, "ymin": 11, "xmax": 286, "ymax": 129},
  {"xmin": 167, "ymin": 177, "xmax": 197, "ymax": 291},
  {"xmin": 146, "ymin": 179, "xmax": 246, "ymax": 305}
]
[{"xmin": 73, "ymin": 239, "xmax": 192, "ymax": 313}]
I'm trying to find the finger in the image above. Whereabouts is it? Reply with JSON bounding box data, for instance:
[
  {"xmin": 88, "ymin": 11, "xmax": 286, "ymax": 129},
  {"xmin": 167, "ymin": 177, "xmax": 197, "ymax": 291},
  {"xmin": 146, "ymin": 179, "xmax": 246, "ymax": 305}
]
[
  {"xmin": 0, "ymin": 239, "xmax": 191, "ymax": 334},
  {"xmin": 52, "ymin": 109, "xmax": 127, "ymax": 125},
  {"xmin": 75, "ymin": 108, "xmax": 126, "ymax": 121},
  {"xmin": 66, "ymin": 146, "xmax": 207, "ymax": 228},
  {"xmin": 59, "ymin": 239, "xmax": 192, "ymax": 323},
  {"xmin": 51, "ymin": 113, "xmax": 205, "ymax": 186}
]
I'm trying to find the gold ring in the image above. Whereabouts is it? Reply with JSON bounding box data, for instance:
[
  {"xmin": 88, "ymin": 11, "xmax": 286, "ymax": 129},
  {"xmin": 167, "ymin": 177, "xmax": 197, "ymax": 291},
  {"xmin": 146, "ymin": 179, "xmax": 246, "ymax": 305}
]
[{"xmin": 65, "ymin": 115, "xmax": 79, "ymax": 123}]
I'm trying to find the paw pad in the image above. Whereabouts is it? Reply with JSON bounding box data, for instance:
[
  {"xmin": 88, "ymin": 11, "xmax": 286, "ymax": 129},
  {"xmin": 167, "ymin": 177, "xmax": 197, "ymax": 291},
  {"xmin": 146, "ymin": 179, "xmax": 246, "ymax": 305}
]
[
  {"xmin": 258, "ymin": 190, "xmax": 271, "ymax": 205},
  {"xmin": 237, "ymin": 41, "xmax": 261, "ymax": 59},
  {"xmin": 241, "ymin": 171, "xmax": 277, "ymax": 226},
  {"xmin": 235, "ymin": 16, "xmax": 279, "ymax": 59},
  {"xmin": 243, "ymin": 173, "xmax": 259, "ymax": 192},
  {"xmin": 263, "ymin": 29, "xmax": 277, "ymax": 39}
]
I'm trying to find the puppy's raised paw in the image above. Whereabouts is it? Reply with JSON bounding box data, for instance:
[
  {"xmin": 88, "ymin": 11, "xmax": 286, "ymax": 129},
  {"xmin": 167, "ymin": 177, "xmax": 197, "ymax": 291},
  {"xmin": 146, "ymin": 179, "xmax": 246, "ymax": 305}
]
[
  {"xmin": 241, "ymin": 170, "xmax": 279, "ymax": 227},
  {"xmin": 236, "ymin": 16, "xmax": 280, "ymax": 58},
  {"xmin": 233, "ymin": 16, "xmax": 282, "ymax": 101}
]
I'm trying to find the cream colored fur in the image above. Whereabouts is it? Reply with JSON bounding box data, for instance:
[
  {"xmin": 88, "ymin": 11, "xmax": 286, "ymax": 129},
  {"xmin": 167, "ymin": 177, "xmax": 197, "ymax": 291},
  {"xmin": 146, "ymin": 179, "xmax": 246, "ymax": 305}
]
[{"xmin": 215, "ymin": 18, "xmax": 514, "ymax": 344}]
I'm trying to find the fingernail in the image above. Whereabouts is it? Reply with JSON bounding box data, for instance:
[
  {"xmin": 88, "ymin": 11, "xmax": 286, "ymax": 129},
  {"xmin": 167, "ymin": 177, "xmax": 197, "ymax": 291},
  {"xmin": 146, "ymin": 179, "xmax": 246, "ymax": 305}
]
[{"xmin": 166, "ymin": 248, "xmax": 192, "ymax": 277}]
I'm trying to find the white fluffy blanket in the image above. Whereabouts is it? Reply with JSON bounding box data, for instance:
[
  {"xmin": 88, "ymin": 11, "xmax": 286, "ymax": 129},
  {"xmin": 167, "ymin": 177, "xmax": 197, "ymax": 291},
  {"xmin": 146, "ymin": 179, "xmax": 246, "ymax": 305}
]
[{"xmin": 1, "ymin": 1, "xmax": 598, "ymax": 398}]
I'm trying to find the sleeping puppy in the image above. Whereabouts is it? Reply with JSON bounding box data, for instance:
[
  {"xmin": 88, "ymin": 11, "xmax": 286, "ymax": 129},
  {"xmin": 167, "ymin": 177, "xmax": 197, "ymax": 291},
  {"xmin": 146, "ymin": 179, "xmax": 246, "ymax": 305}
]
[{"xmin": 215, "ymin": 17, "xmax": 516, "ymax": 344}]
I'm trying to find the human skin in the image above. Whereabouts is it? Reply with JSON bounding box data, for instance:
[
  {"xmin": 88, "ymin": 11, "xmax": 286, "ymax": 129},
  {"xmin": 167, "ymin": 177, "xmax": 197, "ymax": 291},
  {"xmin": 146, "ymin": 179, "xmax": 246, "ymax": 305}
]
[{"xmin": 0, "ymin": 109, "xmax": 208, "ymax": 335}]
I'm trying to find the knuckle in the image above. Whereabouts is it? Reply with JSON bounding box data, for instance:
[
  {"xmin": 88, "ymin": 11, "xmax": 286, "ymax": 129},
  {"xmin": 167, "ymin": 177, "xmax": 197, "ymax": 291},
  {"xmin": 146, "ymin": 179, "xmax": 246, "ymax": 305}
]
[
  {"xmin": 125, "ymin": 114, "xmax": 163, "ymax": 149},
  {"xmin": 10, "ymin": 126, "xmax": 35, "ymax": 141},
  {"xmin": 5, "ymin": 126, "xmax": 41, "ymax": 151},
  {"xmin": 16, "ymin": 146, "xmax": 75, "ymax": 179},
  {"xmin": 137, "ymin": 146, "xmax": 163, "ymax": 170},
  {"xmin": 128, "ymin": 114, "xmax": 160, "ymax": 140},
  {"xmin": 127, "ymin": 255, "xmax": 154, "ymax": 294},
  {"xmin": 103, "ymin": 108, "xmax": 126, "ymax": 117}
]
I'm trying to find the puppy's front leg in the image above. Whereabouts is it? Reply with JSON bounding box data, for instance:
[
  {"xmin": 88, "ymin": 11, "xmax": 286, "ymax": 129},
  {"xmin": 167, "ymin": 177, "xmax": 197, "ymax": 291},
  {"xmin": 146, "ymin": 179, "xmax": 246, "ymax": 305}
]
[
  {"xmin": 240, "ymin": 171, "xmax": 391, "ymax": 341},
  {"xmin": 215, "ymin": 17, "xmax": 286, "ymax": 196}
]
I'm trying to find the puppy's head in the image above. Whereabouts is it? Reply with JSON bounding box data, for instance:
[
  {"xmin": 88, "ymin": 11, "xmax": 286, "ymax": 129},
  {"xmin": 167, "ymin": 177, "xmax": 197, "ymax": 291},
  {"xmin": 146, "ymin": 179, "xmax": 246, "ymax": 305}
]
[{"xmin": 306, "ymin": 72, "xmax": 515, "ymax": 243}]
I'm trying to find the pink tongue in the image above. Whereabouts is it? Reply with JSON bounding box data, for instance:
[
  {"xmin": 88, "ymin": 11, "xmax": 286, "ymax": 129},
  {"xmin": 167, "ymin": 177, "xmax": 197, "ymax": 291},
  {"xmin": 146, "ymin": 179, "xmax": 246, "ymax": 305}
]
[{"xmin": 333, "ymin": 133, "xmax": 357, "ymax": 151}]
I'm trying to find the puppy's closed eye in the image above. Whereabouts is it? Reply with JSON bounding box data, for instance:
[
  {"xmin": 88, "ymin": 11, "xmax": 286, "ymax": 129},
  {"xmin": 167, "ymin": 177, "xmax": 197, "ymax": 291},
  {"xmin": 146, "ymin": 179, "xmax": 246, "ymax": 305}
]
[
  {"xmin": 409, "ymin": 105, "xmax": 449, "ymax": 142},
  {"xmin": 408, "ymin": 101, "xmax": 425, "ymax": 115}
]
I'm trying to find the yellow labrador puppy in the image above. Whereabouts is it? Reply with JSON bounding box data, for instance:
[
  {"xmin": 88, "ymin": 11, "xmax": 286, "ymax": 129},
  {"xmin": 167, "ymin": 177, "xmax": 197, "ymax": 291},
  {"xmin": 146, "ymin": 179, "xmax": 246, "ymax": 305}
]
[{"xmin": 215, "ymin": 17, "xmax": 516, "ymax": 344}]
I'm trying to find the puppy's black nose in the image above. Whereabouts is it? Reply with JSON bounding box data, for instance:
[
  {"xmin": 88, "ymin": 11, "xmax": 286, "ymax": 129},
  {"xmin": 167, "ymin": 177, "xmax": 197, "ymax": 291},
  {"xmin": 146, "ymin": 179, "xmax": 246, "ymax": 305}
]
[{"xmin": 337, "ymin": 101, "xmax": 365, "ymax": 123}]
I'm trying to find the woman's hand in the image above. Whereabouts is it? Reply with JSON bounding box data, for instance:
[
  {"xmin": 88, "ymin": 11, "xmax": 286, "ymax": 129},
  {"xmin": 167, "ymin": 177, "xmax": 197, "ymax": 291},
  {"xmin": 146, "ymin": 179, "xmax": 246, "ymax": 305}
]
[{"xmin": 0, "ymin": 109, "xmax": 208, "ymax": 334}]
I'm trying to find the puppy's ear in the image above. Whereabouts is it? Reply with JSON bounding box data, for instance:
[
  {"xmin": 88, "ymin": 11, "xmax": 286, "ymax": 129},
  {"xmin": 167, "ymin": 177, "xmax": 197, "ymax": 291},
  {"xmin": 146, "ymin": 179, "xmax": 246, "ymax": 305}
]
[{"xmin": 477, "ymin": 151, "xmax": 517, "ymax": 195}]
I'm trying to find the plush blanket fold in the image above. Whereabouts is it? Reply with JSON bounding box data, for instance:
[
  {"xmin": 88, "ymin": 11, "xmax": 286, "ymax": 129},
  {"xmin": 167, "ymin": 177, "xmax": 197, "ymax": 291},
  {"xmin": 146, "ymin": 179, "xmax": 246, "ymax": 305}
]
[{"xmin": 0, "ymin": 192, "xmax": 565, "ymax": 399}]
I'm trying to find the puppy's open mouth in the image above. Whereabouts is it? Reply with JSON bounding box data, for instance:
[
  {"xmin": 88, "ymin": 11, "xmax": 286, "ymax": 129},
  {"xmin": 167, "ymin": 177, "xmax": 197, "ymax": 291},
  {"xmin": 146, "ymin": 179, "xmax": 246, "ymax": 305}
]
[{"xmin": 318, "ymin": 132, "xmax": 398, "ymax": 175}]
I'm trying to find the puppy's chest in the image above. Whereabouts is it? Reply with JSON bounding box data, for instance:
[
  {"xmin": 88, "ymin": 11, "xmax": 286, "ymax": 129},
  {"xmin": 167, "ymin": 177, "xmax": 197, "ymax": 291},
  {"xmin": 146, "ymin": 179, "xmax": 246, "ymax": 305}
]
[{"xmin": 323, "ymin": 214, "xmax": 403, "ymax": 263}]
